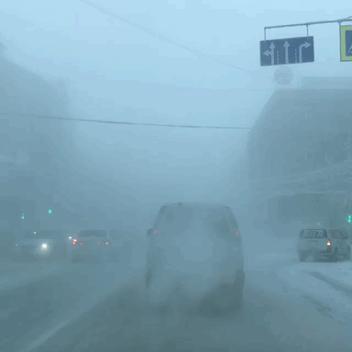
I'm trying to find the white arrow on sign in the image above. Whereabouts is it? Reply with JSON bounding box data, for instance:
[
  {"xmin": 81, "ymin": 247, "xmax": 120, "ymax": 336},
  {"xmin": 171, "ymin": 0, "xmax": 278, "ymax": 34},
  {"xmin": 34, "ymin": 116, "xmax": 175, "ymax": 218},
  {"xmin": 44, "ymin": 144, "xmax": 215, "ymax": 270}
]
[
  {"xmin": 283, "ymin": 41, "xmax": 290, "ymax": 64},
  {"xmin": 298, "ymin": 41, "xmax": 311, "ymax": 63},
  {"xmin": 348, "ymin": 44, "xmax": 352, "ymax": 55},
  {"xmin": 264, "ymin": 42, "xmax": 275, "ymax": 65}
]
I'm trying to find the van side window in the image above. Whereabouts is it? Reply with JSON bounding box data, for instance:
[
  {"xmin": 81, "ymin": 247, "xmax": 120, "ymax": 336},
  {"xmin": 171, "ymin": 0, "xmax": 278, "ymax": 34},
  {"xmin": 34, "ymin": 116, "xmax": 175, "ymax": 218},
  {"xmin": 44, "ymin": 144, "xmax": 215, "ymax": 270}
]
[
  {"xmin": 329, "ymin": 230, "xmax": 348, "ymax": 239},
  {"xmin": 341, "ymin": 231, "xmax": 349, "ymax": 239}
]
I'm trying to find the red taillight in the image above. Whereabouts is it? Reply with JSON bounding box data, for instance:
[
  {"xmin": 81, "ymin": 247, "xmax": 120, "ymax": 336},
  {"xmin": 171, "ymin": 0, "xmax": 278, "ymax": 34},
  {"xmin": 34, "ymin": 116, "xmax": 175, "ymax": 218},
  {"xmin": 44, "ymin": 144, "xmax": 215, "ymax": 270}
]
[{"xmin": 72, "ymin": 238, "xmax": 78, "ymax": 246}]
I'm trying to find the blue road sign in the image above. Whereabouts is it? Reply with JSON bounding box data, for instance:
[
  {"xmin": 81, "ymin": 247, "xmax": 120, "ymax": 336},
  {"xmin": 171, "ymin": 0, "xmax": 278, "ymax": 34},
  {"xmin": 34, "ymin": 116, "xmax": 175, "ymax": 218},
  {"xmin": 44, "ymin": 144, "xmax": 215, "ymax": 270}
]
[
  {"xmin": 260, "ymin": 36, "xmax": 314, "ymax": 66},
  {"xmin": 340, "ymin": 25, "xmax": 352, "ymax": 61}
]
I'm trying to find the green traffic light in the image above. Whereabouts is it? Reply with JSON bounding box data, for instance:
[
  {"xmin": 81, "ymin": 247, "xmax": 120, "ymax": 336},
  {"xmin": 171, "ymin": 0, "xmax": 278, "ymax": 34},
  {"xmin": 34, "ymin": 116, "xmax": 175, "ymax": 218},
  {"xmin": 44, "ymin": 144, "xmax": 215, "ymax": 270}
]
[
  {"xmin": 347, "ymin": 215, "xmax": 352, "ymax": 224},
  {"xmin": 48, "ymin": 208, "xmax": 53, "ymax": 215},
  {"xmin": 20, "ymin": 213, "xmax": 25, "ymax": 220}
]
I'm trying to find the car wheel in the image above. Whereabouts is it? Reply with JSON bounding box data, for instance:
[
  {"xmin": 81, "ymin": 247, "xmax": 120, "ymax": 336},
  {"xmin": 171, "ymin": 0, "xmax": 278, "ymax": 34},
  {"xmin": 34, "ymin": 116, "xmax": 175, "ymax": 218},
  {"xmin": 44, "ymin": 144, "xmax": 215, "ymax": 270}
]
[
  {"xmin": 232, "ymin": 283, "xmax": 244, "ymax": 310},
  {"xmin": 299, "ymin": 252, "xmax": 307, "ymax": 262},
  {"xmin": 234, "ymin": 271, "xmax": 245, "ymax": 307},
  {"xmin": 145, "ymin": 270, "xmax": 153, "ymax": 289},
  {"xmin": 330, "ymin": 250, "xmax": 339, "ymax": 262},
  {"xmin": 214, "ymin": 274, "xmax": 244, "ymax": 314}
]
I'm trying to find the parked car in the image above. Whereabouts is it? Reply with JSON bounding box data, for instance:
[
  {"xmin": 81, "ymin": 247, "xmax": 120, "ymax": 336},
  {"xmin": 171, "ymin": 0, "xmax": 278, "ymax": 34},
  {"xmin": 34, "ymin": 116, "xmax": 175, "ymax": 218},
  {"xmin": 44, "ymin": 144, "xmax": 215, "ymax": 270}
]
[
  {"xmin": 145, "ymin": 202, "xmax": 245, "ymax": 310},
  {"xmin": 297, "ymin": 228, "xmax": 351, "ymax": 262}
]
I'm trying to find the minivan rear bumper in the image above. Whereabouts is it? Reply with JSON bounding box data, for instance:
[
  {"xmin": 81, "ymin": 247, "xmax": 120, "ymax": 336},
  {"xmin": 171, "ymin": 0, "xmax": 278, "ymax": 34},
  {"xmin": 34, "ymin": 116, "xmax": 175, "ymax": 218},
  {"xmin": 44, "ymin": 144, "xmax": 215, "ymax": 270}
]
[{"xmin": 315, "ymin": 248, "xmax": 335, "ymax": 259}]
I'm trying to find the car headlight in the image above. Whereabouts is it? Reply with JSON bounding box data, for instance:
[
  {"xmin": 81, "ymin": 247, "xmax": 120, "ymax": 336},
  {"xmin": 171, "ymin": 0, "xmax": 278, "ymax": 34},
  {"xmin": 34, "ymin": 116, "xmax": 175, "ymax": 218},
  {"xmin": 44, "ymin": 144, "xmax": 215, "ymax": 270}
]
[{"xmin": 41, "ymin": 243, "xmax": 49, "ymax": 251}]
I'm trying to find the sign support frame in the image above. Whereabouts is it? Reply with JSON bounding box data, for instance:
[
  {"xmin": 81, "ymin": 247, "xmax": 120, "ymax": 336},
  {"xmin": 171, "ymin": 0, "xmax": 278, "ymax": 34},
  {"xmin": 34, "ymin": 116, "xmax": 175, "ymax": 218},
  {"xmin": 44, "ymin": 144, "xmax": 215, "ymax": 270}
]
[
  {"xmin": 264, "ymin": 17, "xmax": 352, "ymax": 41},
  {"xmin": 262, "ymin": 16, "xmax": 352, "ymax": 66}
]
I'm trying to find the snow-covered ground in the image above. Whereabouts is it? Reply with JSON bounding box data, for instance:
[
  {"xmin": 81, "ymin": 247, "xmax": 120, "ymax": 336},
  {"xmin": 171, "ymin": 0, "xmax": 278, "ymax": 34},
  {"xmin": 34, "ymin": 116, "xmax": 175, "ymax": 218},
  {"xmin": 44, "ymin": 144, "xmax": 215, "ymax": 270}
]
[
  {"xmin": 0, "ymin": 260, "xmax": 60, "ymax": 291},
  {"xmin": 246, "ymin": 231, "xmax": 352, "ymax": 323}
]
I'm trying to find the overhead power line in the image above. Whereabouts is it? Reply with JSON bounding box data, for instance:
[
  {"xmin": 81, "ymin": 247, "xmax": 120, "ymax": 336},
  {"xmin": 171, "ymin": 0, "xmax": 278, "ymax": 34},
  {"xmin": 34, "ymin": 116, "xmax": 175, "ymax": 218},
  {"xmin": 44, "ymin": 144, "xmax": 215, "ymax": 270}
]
[
  {"xmin": 0, "ymin": 112, "xmax": 251, "ymax": 131},
  {"xmin": 77, "ymin": 0, "xmax": 252, "ymax": 74}
]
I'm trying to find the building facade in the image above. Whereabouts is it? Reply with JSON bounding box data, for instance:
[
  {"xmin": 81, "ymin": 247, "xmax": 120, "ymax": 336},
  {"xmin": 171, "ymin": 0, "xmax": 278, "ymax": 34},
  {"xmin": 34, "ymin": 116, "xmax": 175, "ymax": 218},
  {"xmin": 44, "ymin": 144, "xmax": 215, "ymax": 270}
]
[{"xmin": 247, "ymin": 84, "xmax": 352, "ymax": 232}]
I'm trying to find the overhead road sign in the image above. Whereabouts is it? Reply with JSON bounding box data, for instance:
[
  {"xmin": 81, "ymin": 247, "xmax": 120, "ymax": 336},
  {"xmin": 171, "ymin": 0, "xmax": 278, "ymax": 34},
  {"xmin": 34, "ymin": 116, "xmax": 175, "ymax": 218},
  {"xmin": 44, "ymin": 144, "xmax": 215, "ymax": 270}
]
[
  {"xmin": 262, "ymin": 16, "xmax": 352, "ymax": 66},
  {"xmin": 260, "ymin": 36, "xmax": 314, "ymax": 66},
  {"xmin": 340, "ymin": 25, "xmax": 352, "ymax": 61}
]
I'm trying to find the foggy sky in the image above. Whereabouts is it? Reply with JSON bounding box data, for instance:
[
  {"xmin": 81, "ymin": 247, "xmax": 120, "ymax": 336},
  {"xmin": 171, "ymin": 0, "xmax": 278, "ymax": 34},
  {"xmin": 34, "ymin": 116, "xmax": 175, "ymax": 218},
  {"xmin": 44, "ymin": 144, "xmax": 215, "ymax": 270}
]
[
  {"xmin": 0, "ymin": 0, "xmax": 351, "ymax": 228},
  {"xmin": 1, "ymin": 0, "xmax": 350, "ymax": 87}
]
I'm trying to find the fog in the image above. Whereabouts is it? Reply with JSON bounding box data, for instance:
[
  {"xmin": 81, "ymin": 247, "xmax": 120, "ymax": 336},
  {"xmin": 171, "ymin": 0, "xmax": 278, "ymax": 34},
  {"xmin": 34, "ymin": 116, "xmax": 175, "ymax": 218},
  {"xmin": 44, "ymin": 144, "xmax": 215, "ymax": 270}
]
[
  {"xmin": 1, "ymin": 0, "xmax": 348, "ymax": 224},
  {"xmin": 1, "ymin": 1, "xmax": 352, "ymax": 352}
]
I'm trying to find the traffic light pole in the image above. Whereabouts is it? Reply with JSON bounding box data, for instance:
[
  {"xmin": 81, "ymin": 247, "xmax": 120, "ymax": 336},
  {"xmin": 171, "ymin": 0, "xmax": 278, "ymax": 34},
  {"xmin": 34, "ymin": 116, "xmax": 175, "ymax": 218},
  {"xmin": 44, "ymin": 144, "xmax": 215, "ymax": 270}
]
[{"xmin": 264, "ymin": 16, "xmax": 352, "ymax": 40}]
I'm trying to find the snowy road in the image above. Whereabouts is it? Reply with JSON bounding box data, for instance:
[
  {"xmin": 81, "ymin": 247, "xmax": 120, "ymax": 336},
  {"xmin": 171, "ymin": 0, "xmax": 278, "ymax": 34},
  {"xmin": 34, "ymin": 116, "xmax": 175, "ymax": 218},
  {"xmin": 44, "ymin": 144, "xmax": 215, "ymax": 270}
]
[
  {"xmin": 0, "ymin": 261, "xmax": 59, "ymax": 292},
  {"xmin": 2, "ymin": 235, "xmax": 352, "ymax": 352}
]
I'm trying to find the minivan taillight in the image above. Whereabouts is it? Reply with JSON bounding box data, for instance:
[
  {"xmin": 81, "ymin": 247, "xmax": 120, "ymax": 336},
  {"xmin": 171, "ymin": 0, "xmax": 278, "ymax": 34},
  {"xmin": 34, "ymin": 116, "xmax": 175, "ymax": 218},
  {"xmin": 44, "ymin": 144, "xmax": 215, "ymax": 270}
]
[{"xmin": 72, "ymin": 238, "xmax": 79, "ymax": 246}]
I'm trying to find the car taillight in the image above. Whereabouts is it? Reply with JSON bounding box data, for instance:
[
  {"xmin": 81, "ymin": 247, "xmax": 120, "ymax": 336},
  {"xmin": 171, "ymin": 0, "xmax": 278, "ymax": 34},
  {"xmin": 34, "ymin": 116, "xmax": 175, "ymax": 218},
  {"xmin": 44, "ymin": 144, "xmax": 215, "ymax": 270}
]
[{"xmin": 72, "ymin": 238, "xmax": 78, "ymax": 246}]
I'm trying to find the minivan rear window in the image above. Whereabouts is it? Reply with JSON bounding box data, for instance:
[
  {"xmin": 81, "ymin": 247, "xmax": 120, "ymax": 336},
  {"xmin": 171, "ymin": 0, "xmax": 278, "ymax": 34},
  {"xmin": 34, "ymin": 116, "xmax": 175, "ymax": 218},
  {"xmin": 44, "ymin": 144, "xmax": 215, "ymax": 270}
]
[
  {"xmin": 155, "ymin": 205, "xmax": 238, "ymax": 238},
  {"xmin": 155, "ymin": 206, "xmax": 194, "ymax": 233}
]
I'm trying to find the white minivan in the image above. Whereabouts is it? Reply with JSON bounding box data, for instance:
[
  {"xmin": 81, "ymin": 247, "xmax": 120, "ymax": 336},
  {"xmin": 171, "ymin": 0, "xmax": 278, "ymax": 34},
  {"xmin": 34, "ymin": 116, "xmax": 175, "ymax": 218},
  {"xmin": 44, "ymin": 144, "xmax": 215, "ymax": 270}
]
[
  {"xmin": 297, "ymin": 228, "xmax": 351, "ymax": 262},
  {"xmin": 145, "ymin": 202, "xmax": 245, "ymax": 310}
]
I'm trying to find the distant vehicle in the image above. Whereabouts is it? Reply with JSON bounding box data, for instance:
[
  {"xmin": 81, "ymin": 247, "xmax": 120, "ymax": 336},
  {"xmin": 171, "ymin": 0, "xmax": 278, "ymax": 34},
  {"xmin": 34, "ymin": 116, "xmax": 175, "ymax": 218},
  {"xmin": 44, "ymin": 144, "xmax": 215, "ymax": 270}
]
[
  {"xmin": 14, "ymin": 230, "xmax": 67, "ymax": 260},
  {"xmin": 297, "ymin": 228, "xmax": 351, "ymax": 262},
  {"xmin": 145, "ymin": 202, "xmax": 245, "ymax": 310},
  {"xmin": 70, "ymin": 229, "xmax": 113, "ymax": 262}
]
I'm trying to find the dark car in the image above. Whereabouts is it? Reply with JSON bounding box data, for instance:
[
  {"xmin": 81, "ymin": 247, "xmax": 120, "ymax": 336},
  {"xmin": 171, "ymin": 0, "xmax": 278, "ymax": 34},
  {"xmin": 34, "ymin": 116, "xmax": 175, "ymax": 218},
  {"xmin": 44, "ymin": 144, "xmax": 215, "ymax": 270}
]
[
  {"xmin": 70, "ymin": 229, "xmax": 113, "ymax": 262},
  {"xmin": 14, "ymin": 230, "xmax": 67, "ymax": 260},
  {"xmin": 145, "ymin": 202, "xmax": 245, "ymax": 310}
]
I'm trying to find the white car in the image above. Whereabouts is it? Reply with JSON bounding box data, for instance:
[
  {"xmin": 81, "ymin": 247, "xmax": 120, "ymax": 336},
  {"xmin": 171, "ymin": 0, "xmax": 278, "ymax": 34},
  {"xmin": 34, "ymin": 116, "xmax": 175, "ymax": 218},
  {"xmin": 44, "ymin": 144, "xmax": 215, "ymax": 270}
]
[
  {"xmin": 145, "ymin": 202, "xmax": 245, "ymax": 310},
  {"xmin": 297, "ymin": 228, "xmax": 351, "ymax": 262}
]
